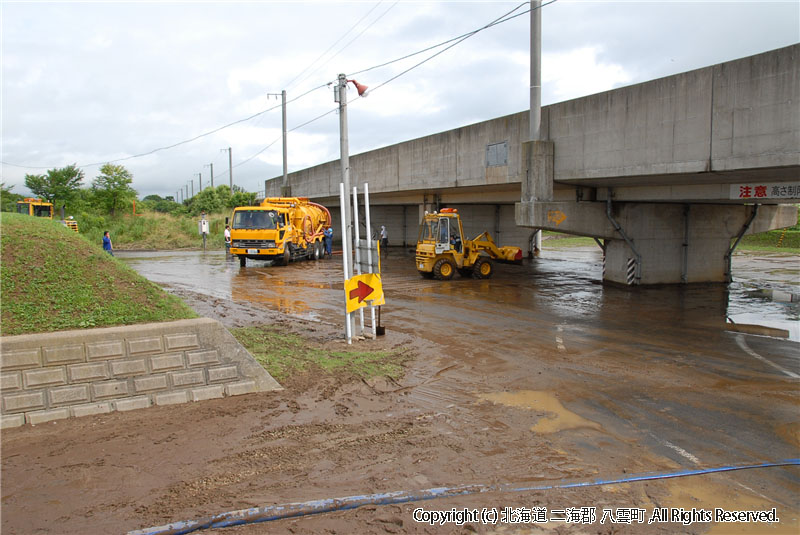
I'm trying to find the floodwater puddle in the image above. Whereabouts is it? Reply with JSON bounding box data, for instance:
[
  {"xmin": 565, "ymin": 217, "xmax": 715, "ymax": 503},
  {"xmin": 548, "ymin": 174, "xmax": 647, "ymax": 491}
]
[{"xmin": 478, "ymin": 390, "xmax": 601, "ymax": 434}]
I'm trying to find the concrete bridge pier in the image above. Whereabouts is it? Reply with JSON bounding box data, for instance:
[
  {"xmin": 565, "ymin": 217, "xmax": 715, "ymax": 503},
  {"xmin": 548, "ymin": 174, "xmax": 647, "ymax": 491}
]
[{"xmin": 517, "ymin": 197, "xmax": 797, "ymax": 285}]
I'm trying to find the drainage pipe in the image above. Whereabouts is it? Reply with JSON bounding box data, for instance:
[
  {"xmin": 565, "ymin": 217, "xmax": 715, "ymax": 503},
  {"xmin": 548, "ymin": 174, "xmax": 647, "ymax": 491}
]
[
  {"xmin": 605, "ymin": 189, "xmax": 641, "ymax": 285},
  {"xmin": 129, "ymin": 458, "xmax": 799, "ymax": 535},
  {"xmin": 725, "ymin": 204, "xmax": 759, "ymax": 283}
]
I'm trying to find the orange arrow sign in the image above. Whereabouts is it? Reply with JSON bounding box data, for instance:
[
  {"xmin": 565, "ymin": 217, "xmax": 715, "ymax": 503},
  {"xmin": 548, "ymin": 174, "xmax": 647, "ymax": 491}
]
[{"xmin": 349, "ymin": 280, "xmax": 374, "ymax": 303}]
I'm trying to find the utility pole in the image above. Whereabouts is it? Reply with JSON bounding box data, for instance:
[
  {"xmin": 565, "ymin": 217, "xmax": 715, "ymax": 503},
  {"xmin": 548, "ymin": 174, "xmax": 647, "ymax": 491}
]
[
  {"xmin": 281, "ymin": 89, "xmax": 288, "ymax": 196},
  {"xmin": 221, "ymin": 147, "xmax": 233, "ymax": 190},
  {"xmin": 531, "ymin": 0, "xmax": 543, "ymax": 253},
  {"xmin": 268, "ymin": 91, "xmax": 290, "ymax": 196},
  {"xmin": 530, "ymin": 0, "xmax": 542, "ymax": 142},
  {"xmin": 205, "ymin": 163, "xmax": 214, "ymax": 189},
  {"xmin": 337, "ymin": 73, "xmax": 353, "ymax": 276},
  {"xmin": 196, "ymin": 173, "xmax": 202, "ymax": 193}
]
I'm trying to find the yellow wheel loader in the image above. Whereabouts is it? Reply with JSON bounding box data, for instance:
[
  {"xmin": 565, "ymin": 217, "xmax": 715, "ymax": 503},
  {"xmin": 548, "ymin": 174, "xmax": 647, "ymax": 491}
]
[{"xmin": 415, "ymin": 208, "xmax": 523, "ymax": 280}]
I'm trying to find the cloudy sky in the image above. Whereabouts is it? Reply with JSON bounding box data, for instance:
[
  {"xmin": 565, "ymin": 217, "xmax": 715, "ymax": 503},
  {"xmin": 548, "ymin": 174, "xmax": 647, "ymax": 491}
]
[{"xmin": 2, "ymin": 0, "xmax": 798, "ymax": 200}]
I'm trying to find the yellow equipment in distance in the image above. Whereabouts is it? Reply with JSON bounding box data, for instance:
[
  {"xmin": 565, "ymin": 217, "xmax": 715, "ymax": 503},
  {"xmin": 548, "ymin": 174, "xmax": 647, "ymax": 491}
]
[
  {"xmin": 415, "ymin": 208, "xmax": 523, "ymax": 280},
  {"xmin": 16, "ymin": 198, "xmax": 53, "ymax": 219}
]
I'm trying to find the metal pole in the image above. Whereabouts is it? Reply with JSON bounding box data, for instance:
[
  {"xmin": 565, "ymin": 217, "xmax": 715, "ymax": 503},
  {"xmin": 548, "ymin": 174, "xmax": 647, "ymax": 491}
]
[
  {"xmin": 196, "ymin": 173, "xmax": 201, "ymax": 194},
  {"xmin": 205, "ymin": 163, "xmax": 213, "ymax": 189},
  {"xmin": 530, "ymin": 0, "xmax": 542, "ymax": 142},
  {"xmin": 282, "ymin": 89, "xmax": 289, "ymax": 195},
  {"xmin": 189, "ymin": 180, "xmax": 193, "ymax": 198},
  {"xmin": 364, "ymin": 182, "xmax": 377, "ymax": 339},
  {"xmin": 227, "ymin": 147, "xmax": 233, "ymax": 190},
  {"xmin": 353, "ymin": 186, "xmax": 364, "ymax": 337},
  {"xmin": 338, "ymin": 74, "xmax": 354, "ymax": 283},
  {"xmin": 339, "ymin": 183, "xmax": 352, "ymax": 344}
]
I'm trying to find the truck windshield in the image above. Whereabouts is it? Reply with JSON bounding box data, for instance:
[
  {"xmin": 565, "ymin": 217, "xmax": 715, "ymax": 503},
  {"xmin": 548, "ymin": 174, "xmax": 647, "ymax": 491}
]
[{"xmin": 233, "ymin": 210, "xmax": 279, "ymax": 229}]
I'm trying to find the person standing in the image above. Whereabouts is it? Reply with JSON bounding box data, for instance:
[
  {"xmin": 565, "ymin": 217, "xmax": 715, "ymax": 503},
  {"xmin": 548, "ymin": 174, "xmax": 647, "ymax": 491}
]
[
  {"xmin": 102, "ymin": 231, "xmax": 114, "ymax": 256},
  {"xmin": 380, "ymin": 225, "xmax": 388, "ymax": 257},
  {"xmin": 324, "ymin": 226, "xmax": 333, "ymax": 257},
  {"xmin": 224, "ymin": 225, "xmax": 231, "ymax": 255}
]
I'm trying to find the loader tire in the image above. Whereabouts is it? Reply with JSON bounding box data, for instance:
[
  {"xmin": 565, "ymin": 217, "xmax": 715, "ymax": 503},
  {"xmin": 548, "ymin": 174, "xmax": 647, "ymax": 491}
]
[
  {"xmin": 472, "ymin": 257, "xmax": 493, "ymax": 279},
  {"xmin": 433, "ymin": 258, "xmax": 456, "ymax": 280}
]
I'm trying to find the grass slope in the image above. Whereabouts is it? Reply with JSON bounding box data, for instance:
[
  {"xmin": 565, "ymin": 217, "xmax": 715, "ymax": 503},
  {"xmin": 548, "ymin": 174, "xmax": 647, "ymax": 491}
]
[
  {"xmin": 233, "ymin": 325, "xmax": 410, "ymax": 382},
  {"xmin": 1, "ymin": 213, "xmax": 196, "ymax": 335}
]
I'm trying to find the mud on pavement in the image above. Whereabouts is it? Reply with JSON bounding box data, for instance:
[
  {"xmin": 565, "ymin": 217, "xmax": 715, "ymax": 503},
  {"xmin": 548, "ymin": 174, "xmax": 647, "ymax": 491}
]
[{"xmin": 2, "ymin": 250, "xmax": 798, "ymax": 534}]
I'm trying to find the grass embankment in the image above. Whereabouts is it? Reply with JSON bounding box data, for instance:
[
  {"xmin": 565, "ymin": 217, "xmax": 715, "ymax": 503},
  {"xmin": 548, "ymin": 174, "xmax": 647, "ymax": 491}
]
[
  {"xmin": 79, "ymin": 212, "xmax": 228, "ymax": 250},
  {"xmin": 233, "ymin": 325, "xmax": 410, "ymax": 382},
  {"xmin": 0, "ymin": 213, "xmax": 197, "ymax": 335}
]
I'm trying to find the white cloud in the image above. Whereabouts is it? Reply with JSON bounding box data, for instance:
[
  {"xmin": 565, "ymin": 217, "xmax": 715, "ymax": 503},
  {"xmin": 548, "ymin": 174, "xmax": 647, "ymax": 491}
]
[{"xmin": 543, "ymin": 46, "xmax": 633, "ymax": 102}]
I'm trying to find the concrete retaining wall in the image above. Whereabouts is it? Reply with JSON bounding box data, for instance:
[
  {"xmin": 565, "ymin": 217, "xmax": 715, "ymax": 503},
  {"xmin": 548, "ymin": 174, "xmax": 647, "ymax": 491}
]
[{"xmin": 0, "ymin": 318, "xmax": 282, "ymax": 428}]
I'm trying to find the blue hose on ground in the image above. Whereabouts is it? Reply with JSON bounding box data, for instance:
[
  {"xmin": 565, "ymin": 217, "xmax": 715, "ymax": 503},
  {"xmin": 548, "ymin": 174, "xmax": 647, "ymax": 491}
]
[{"xmin": 128, "ymin": 458, "xmax": 800, "ymax": 535}]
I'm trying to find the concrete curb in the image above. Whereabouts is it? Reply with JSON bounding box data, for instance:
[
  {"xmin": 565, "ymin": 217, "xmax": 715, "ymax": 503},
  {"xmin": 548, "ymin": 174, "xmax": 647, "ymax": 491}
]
[{"xmin": 0, "ymin": 318, "xmax": 282, "ymax": 428}]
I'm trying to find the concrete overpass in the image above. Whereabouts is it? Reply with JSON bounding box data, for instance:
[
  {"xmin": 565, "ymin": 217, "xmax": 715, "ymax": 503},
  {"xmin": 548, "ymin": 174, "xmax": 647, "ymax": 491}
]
[{"xmin": 266, "ymin": 44, "xmax": 799, "ymax": 284}]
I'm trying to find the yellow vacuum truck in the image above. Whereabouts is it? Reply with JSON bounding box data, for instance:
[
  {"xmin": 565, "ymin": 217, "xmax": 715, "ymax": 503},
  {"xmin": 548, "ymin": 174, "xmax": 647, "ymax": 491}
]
[{"xmin": 230, "ymin": 197, "xmax": 331, "ymax": 267}]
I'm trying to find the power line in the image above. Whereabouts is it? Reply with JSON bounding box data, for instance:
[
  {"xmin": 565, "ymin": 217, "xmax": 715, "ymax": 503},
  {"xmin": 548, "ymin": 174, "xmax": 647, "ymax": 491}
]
[
  {"xmin": 284, "ymin": 1, "xmax": 384, "ymax": 91},
  {"xmin": 361, "ymin": 1, "xmax": 554, "ymax": 96},
  {"xmin": 350, "ymin": 2, "xmax": 530, "ymax": 78},
  {"xmin": 228, "ymin": 2, "xmax": 553, "ymax": 175},
  {"xmin": 288, "ymin": 1, "xmax": 399, "ymax": 94}
]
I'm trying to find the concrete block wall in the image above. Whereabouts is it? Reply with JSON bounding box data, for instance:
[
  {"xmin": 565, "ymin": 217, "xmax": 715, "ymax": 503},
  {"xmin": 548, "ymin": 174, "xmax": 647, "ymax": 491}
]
[{"xmin": 0, "ymin": 318, "xmax": 282, "ymax": 428}]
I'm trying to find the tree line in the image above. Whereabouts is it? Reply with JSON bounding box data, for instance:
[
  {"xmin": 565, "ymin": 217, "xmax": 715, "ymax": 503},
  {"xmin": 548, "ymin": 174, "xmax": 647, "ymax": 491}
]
[{"xmin": 1, "ymin": 163, "xmax": 257, "ymax": 218}]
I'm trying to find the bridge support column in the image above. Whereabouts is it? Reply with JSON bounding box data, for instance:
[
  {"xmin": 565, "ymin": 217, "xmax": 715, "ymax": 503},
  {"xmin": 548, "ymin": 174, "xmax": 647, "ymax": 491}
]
[{"xmin": 516, "ymin": 200, "xmax": 797, "ymax": 285}]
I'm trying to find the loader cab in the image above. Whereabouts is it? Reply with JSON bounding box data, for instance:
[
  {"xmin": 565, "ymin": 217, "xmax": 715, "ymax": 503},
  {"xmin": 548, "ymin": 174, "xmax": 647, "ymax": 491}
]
[{"xmin": 419, "ymin": 213, "xmax": 462, "ymax": 254}]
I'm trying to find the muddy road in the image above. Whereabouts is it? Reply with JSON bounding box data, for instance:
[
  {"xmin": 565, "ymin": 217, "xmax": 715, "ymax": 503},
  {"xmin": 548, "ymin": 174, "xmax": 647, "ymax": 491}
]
[{"xmin": 2, "ymin": 247, "xmax": 798, "ymax": 534}]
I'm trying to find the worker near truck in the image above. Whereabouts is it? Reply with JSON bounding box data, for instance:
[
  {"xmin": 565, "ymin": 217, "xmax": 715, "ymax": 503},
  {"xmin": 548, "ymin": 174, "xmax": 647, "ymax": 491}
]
[
  {"xmin": 224, "ymin": 225, "xmax": 231, "ymax": 254},
  {"xmin": 324, "ymin": 227, "xmax": 333, "ymax": 257}
]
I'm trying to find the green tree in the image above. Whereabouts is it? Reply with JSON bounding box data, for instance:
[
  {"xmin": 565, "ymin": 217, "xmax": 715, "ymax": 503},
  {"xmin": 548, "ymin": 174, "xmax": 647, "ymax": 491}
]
[
  {"xmin": 0, "ymin": 182, "xmax": 24, "ymax": 212},
  {"xmin": 24, "ymin": 164, "xmax": 84, "ymax": 206},
  {"xmin": 92, "ymin": 164, "xmax": 137, "ymax": 216},
  {"xmin": 228, "ymin": 190, "xmax": 257, "ymax": 208}
]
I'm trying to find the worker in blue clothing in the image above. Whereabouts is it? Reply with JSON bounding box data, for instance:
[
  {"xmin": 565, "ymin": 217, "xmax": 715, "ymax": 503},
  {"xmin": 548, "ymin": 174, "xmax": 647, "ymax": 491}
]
[
  {"xmin": 102, "ymin": 231, "xmax": 114, "ymax": 256},
  {"xmin": 324, "ymin": 226, "xmax": 333, "ymax": 257}
]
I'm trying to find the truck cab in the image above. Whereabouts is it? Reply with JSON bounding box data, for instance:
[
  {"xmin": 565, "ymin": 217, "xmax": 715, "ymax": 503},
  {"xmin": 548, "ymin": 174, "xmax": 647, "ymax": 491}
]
[{"xmin": 230, "ymin": 207, "xmax": 292, "ymax": 266}]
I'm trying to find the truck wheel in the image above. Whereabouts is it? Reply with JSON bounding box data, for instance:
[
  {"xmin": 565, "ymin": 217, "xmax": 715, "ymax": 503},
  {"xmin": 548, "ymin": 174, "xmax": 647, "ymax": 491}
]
[
  {"xmin": 239, "ymin": 255, "xmax": 246, "ymax": 267},
  {"xmin": 433, "ymin": 258, "xmax": 456, "ymax": 280},
  {"xmin": 472, "ymin": 257, "xmax": 493, "ymax": 279},
  {"xmin": 278, "ymin": 247, "xmax": 290, "ymax": 266},
  {"xmin": 313, "ymin": 241, "xmax": 322, "ymax": 260}
]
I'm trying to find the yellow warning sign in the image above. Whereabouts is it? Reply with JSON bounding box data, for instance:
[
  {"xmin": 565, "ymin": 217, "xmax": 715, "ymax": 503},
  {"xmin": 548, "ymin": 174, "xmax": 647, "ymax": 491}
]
[{"xmin": 344, "ymin": 273, "xmax": 385, "ymax": 314}]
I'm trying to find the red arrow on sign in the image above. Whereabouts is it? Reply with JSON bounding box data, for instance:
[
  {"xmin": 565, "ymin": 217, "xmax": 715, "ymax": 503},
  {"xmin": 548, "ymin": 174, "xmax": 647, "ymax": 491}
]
[{"xmin": 349, "ymin": 280, "xmax": 374, "ymax": 303}]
